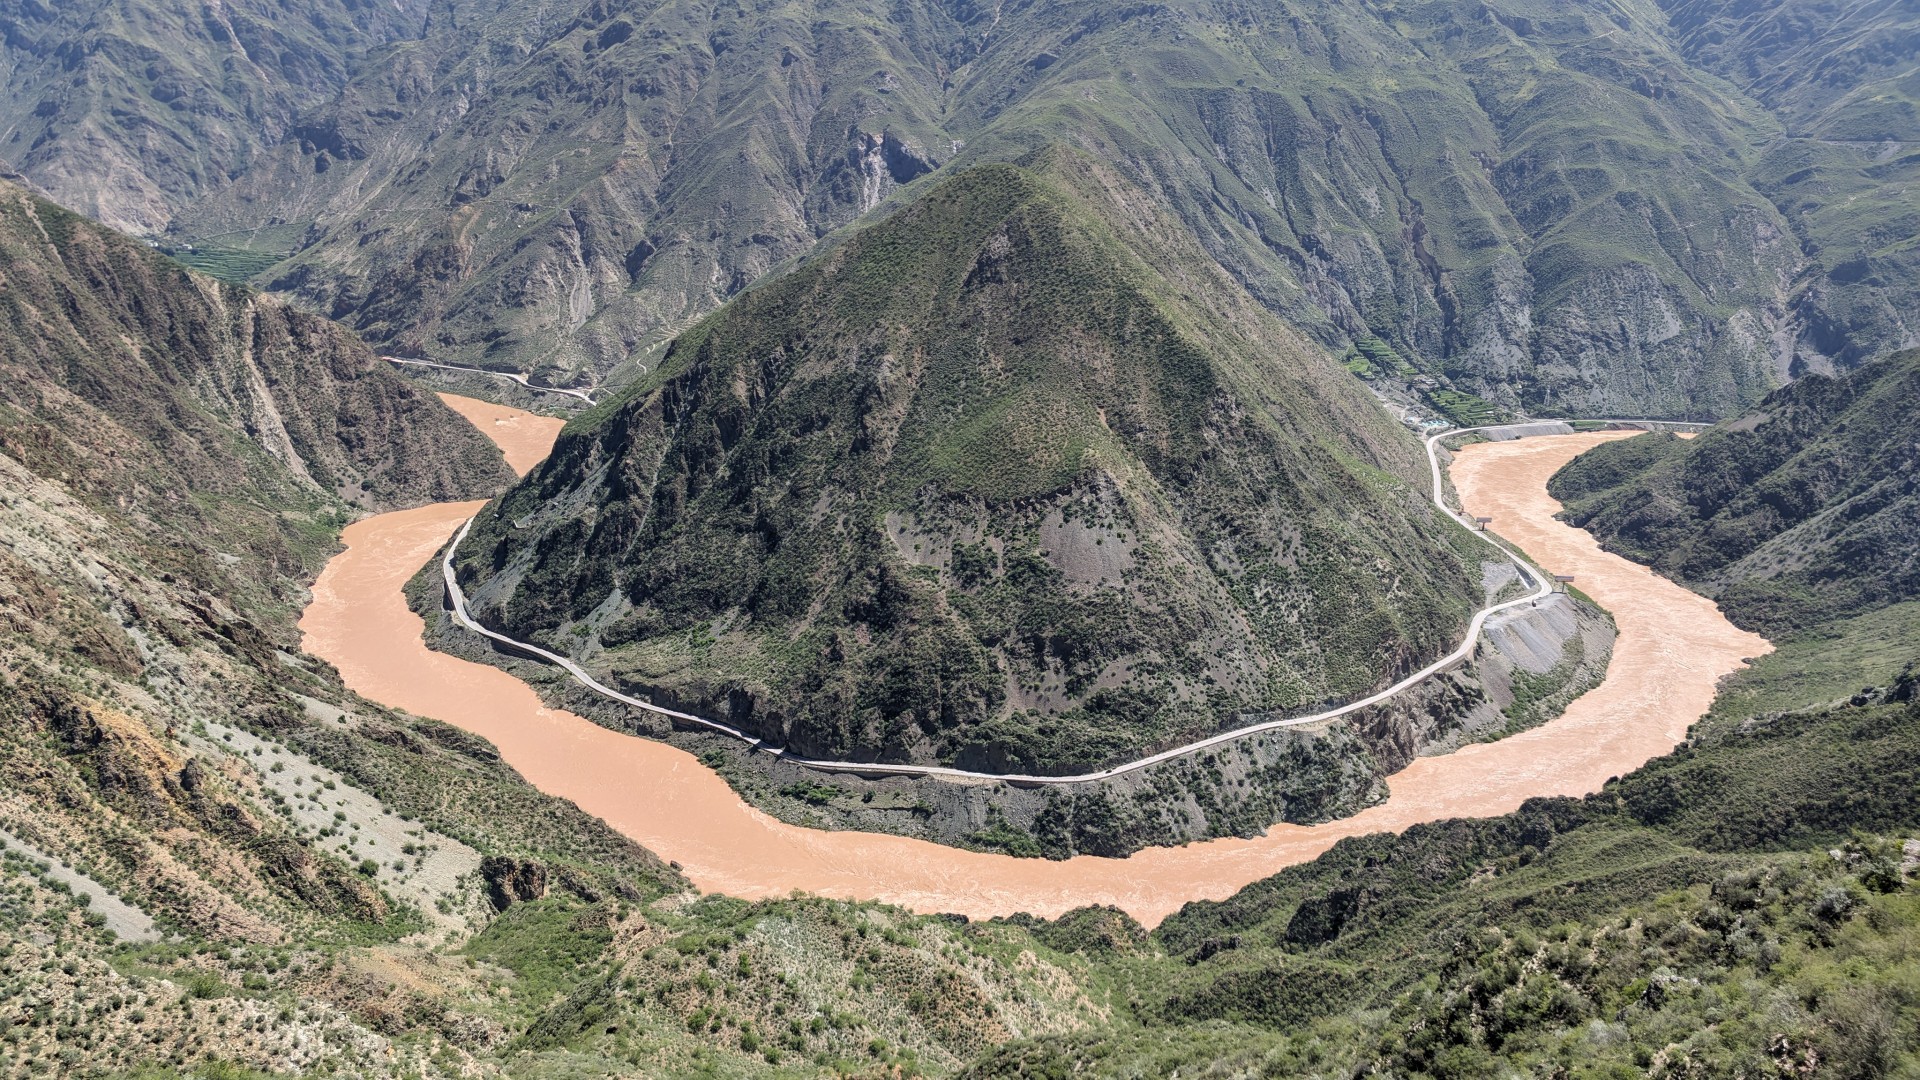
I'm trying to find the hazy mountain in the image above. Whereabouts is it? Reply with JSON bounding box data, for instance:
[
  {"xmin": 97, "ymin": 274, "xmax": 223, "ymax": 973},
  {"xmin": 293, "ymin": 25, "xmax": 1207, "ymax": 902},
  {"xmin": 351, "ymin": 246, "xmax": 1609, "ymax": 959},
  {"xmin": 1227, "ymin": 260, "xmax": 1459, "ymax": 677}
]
[
  {"xmin": 167, "ymin": 0, "xmax": 972, "ymax": 388},
  {"xmin": 126, "ymin": 0, "xmax": 1908, "ymax": 417},
  {"xmin": 0, "ymin": 0, "xmax": 447, "ymax": 234},
  {"xmin": 1663, "ymin": 0, "xmax": 1920, "ymax": 373},
  {"xmin": 451, "ymin": 151, "xmax": 1486, "ymax": 772}
]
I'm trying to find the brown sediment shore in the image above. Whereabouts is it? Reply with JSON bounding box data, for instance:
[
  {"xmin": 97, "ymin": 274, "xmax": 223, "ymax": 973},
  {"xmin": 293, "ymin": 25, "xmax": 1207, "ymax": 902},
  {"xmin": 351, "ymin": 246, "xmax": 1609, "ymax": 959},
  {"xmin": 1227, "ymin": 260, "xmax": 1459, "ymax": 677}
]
[{"xmin": 299, "ymin": 406, "xmax": 1768, "ymax": 927}]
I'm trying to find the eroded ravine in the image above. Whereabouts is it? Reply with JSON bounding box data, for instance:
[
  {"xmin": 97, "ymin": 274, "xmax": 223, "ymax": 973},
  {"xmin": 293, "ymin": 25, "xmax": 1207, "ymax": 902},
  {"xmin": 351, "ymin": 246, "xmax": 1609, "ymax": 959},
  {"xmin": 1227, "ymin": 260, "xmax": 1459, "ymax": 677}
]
[{"xmin": 300, "ymin": 405, "xmax": 1769, "ymax": 927}]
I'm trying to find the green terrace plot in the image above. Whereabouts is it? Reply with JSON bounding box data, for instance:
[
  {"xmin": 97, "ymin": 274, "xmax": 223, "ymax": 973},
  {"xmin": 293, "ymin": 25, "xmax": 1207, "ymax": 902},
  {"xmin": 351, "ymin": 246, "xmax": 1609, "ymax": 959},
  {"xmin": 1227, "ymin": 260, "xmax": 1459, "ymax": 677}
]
[
  {"xmin": 1342, "ymin": 335, "xmax": 1421, "ymax": 379},
  {"xmin": 163, "ymin": 245, "xmax": 288, "ymax": 285},
  {"xmin": 1424, "ymin": 388, "xmax": 1509, "ymax": 427}
]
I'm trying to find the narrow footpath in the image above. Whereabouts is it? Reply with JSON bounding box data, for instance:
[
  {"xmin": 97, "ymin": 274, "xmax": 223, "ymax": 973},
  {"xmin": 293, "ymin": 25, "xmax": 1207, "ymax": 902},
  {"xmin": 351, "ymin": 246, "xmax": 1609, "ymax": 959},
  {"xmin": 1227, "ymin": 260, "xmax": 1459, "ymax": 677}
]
[{"xmin": 299, "ymin": 402, "xmax": 1768, "ymax": 926}]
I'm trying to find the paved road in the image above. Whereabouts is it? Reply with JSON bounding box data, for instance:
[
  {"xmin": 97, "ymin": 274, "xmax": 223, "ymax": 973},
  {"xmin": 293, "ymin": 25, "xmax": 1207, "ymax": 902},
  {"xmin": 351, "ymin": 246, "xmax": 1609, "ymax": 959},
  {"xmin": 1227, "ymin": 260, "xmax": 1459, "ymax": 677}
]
[
  {"xmin": 384, "ymin": 355, "xmax": 599, "ymax": 404},
  {"xmin": 440, "ymin": 420, "xmax": 1706, "ymax": 785}
]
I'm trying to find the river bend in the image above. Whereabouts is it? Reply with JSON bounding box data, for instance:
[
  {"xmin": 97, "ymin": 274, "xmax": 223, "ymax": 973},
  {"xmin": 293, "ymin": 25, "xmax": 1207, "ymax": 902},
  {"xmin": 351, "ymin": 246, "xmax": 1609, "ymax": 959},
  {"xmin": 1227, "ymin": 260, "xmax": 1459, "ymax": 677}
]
[{"xmin": 299, "ymin": 402, "xmax": 1767, "ymax": 926}]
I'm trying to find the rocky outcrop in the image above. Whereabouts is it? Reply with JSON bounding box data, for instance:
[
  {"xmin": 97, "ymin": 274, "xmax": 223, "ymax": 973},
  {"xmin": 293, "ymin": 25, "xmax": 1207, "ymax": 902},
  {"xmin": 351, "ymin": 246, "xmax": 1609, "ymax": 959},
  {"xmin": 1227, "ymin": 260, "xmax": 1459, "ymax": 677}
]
[
  {"xmin": 21, "ymin": 685, "xmax": 390, "ymax": 925},
  {"xmin": 480, "ymin": 855, "xmax": 550, "ymax": 910}
]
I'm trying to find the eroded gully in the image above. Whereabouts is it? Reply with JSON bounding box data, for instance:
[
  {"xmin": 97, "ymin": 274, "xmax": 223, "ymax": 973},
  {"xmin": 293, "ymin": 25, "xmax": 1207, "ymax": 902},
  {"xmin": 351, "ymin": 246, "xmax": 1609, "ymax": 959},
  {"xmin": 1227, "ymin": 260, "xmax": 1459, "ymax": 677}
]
[{"xmin": 299, "ymin": 400, "xmax": 1769, "ymax": 928}]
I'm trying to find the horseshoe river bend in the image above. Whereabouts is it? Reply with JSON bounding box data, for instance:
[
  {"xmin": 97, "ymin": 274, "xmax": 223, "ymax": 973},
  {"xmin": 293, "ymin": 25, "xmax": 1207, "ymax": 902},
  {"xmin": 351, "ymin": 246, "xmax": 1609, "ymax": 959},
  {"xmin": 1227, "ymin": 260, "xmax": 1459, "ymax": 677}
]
[{"xmin": 299, "ymin": 395, "xmax": 1768, "ymax": 928}]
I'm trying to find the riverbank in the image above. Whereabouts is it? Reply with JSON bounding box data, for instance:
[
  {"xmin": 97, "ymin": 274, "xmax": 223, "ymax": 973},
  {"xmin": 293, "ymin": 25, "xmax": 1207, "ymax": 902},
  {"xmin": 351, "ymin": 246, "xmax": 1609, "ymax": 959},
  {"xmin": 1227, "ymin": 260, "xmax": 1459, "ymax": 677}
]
[{"xmin": 299, "ymin": 402, "xmax": 1767, "ymax": 925}]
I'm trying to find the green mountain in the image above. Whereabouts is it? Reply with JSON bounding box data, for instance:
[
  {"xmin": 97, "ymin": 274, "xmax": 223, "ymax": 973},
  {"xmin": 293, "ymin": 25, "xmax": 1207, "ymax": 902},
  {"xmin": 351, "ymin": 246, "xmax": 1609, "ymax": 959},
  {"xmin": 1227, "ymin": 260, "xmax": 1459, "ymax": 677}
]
[
  {"xmin": 119, "ymin": 0, "xmax": 1908, "ymax": 416},
  {"xmin": 450, "ymin": 152, "xmax": 1486, "ymax": 773},
  {"xmin": 1551, "ymin": 348, "xmax": 1920, "ymax": 635},
  {"xmin": 1664, "ymin": 0, "xmax": 1920, "ymax": 372},
  {"xmin": 0, "ymin": 0, "xmax": 432, "ymax": 234},
  {"xmin": 11, "ymin": 278, "xmax": 1911, "ymax": 1075},
  {"xmin": 1, "ymin": 3, "xmax": 1917, "ymax": 1075}
]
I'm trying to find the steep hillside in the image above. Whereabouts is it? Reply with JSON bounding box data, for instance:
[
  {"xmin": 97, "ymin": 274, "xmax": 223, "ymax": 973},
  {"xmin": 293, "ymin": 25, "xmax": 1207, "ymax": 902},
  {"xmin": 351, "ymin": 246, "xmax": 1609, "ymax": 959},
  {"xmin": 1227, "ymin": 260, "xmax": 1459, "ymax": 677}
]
[
  {"xmin": 965, "ymin": 408, "xmax": 1920, "ymax": 1078},
  {"xmin": 0, "ymin": 0, "xmax": 437, "ymax": 234},
  {"xmin": 1551, "ymin": 349, "xmax": 1920, "ymax": 634},
  {"xmin": 451, "ymin": 153, "xmax": 1486, "ymax": 774},
  {"xmin": 0, "ymin": 180, "xmax": 513, "ymax": 619},
  {"xmin": 148, "ymin": 0, "xmax": 1910, "ymax": 417},
  {"xmin": 939, "ymin": 0, "xmax": 1804, "ymax": 418},
  {"xmin": 1662, "ymin": 0, "xmax": 1920, "ymax": 372},
  {"xmin": 0, "ymin": 181, "xmax": 703, "ymax": 1072},
  {"xmin": 0, "ymin": 178, "xmax": 559, "ymax": 939}
]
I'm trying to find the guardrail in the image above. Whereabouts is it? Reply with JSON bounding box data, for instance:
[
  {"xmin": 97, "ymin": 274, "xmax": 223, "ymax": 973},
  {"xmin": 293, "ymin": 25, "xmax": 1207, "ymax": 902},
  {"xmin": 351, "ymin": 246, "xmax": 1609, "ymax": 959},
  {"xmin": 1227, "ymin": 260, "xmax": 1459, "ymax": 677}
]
[{"xmin": 437, "ymin": 419, "xmax": 1700, "ymax": 783}]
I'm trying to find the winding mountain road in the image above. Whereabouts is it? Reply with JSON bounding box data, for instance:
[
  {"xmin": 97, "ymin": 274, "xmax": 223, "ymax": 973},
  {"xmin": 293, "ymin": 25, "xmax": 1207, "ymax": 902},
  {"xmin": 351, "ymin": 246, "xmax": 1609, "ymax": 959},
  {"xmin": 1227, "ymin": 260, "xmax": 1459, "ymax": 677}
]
[{"xmin": 384, "ymin": 355, "xmax": 600, "ymax": 404}]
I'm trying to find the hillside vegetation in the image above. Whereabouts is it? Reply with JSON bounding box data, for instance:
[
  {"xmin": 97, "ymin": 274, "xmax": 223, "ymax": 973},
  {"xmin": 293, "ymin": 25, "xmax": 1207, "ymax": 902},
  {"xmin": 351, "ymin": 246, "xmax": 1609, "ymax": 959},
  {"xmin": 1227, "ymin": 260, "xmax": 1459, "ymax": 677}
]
[
  {"xmin": 959, "ymin": 368, "xmax": 1920, "ymax": 1077},
  {"xmin": 1, "ymin": 157, "xmax": 1917, "ymax": 1080},
  {"xmin": 452, "ymin": 152, "xmax": 1485, "ymax": 774},
  {"xmin": 16, "ymin": 406, "xmax": 1908, "ymax": 1076},
  {"xmin": 1551, "ymin": 349, "xmax": 1920, "ymax": 635},
  {"xmin": 0, "ymin": 181, "xmax": 689, "ymax": 1074}
]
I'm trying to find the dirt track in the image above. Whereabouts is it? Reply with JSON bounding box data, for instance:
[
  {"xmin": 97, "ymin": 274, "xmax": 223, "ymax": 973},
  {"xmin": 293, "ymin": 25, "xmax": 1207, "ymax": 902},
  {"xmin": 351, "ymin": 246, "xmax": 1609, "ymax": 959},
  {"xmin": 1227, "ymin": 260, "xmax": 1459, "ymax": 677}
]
[{"xmin": 299, "ymin": 408, "xmax": 1768, "ymax": 926}]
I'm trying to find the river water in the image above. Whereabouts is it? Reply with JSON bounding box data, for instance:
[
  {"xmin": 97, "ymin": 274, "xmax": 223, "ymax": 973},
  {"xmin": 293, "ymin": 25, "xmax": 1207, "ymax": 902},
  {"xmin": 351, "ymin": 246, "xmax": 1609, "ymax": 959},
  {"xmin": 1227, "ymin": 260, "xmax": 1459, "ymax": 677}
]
[{"xmin": 299, "ymin": 402, "xmax": 1768, "ymax": 926}]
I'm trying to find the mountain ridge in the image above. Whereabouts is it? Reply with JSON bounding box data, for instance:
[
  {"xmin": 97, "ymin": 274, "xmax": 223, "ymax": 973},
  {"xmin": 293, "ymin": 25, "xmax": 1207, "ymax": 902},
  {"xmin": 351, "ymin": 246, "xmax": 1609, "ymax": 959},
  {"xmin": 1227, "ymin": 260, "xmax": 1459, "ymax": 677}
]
[
  {"xmin": 111, "ymin": 0, "xmax": 1913, "ymax": 418},
  {"xmin": 450, "ymin": 151, "xmax": 1492, "ymax": 777}
]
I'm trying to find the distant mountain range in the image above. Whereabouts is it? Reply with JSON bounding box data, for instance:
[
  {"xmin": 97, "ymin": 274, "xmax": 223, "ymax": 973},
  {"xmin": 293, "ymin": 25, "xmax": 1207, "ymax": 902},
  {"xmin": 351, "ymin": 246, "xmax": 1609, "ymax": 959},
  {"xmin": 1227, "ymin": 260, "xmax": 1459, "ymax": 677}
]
[{"xmin": 3, "ymin": 0, "xmax": 1914, "ymax": 417}]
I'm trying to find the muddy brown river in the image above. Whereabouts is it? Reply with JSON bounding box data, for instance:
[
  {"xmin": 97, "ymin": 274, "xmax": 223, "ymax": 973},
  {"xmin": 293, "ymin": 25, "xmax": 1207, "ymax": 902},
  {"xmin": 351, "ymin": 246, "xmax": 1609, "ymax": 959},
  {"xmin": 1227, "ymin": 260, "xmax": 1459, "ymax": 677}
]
[
  {"xmin": 431, "ymin": 393, "xmax": 565, "ymax": 477},
  {"xmin": 300, "ymin": 403, "xmax": 1769, "ymax": 926}
]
